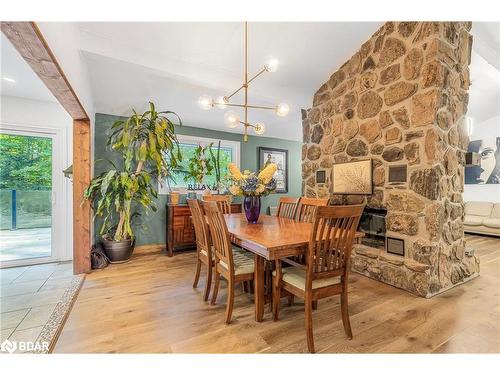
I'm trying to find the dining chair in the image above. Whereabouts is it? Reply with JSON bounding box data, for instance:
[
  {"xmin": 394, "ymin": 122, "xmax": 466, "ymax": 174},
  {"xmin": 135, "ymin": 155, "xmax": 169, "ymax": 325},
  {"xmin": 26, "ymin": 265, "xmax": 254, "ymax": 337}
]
[
  {"xmin": 187, "ymin": 199, "xmax": 213, "ymax": 301},
  {"xmin": 202, "ymin": 195, "xmax": 232, "ymax": 214},
  {"xmin": 295, "ymin": 197, "xmax": 330, "ymax": 223},
  {"xmin": 276, "ymin": 197, "xmax": 299, "ymax": 219},
  {"xmin": 291, "ymin": 196, "xmax": 330, "ymax": 289},
  {"xmin": 272, "ymin": 204, "xmax": 365, "ymax": 353},
  {"xmin": 203, "ymin": 201, "xmax": 255, "ymax": 324}
]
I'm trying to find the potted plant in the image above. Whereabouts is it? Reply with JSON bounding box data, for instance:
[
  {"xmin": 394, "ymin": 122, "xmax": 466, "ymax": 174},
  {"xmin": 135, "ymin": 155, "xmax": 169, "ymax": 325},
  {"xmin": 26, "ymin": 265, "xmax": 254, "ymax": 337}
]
[
  {"xmin": 183, "ymin": 143, "xmax": 215, "ymax": 198},
  {"xmin": 83, "ymin": 102, "xmax": 182, "ymax": 263},
  {"xmin": 227, "ymin": 163, "xmax": 277, "ymax": 223}
]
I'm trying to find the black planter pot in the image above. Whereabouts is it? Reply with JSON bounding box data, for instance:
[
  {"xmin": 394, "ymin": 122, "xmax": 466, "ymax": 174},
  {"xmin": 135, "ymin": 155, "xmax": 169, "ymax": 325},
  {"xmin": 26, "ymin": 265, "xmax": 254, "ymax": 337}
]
[{"xmin": 102, "ymin": 238, "xmax": 135, "ymax": 263}]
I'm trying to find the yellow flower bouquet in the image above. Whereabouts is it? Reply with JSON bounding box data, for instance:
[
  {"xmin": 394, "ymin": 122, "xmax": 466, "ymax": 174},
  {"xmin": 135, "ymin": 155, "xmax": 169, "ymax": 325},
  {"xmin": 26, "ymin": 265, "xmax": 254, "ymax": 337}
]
[
  {"xmin": 227, "ymin": 163, "xmax": 278, "ymax": 223},
  {"xmin": 227, "ymin": 163, "xmax": 277, "ymax": 197}
]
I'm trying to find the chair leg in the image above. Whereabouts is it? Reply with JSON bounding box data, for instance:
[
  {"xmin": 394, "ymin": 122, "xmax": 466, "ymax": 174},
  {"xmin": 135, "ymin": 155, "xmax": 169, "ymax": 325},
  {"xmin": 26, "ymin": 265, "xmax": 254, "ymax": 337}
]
[
  {"xmin": 305, "ymin": 298, "xmax": 315, "ymax": 353},
  {"xmin": 203, "ymin": 263, "xmax": 212, "ymax": 302},
  {"xmin": 272, "ymin": 277, "xmax": 280, "ymax": 321},
  {"xmin": 312, "ymin": 300, "xmax": 318, "ymax": 311},
  {"xmin": 341, "ymin": 288, "xmax": 353, "ymax": 339},
  {"xmin": 225, "ymin": 279, "xmax": 235, "ymax": 324},
  {"xmin": 193, "ymin": 259, "xmax": 202, "ymax": 288},
  {"xmin": 287, "ymin": 294, "xmax": 294, "ymax": 306},
  {"xmin": 211, "ymin": 272, "xmax": 220, "ymax": 305}
]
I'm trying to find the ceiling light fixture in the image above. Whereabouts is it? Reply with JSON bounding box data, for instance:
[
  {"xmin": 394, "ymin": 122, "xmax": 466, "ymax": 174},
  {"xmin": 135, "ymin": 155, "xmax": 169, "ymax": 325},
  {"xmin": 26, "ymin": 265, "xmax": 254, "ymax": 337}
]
[
  {"xmin": 198, "ymin": 22, "xmax": 289, "ymax": 142},
  {"xmin": 2, "ymin": 77, "xmax": 16, "ymax": 83}
]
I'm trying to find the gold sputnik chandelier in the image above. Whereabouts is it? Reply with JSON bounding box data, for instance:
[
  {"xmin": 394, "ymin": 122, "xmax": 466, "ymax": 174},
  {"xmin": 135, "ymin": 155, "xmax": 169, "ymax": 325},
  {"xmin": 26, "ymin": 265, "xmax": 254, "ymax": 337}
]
[{"xmin": 198, "ymin": 22, "xmax": 290, "ymax": 142}]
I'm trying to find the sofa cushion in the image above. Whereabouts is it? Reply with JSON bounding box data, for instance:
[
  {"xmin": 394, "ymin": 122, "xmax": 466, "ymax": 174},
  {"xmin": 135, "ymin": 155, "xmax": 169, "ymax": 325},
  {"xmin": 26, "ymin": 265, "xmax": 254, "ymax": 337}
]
[
  {"xmin": 483, "ymin": 217, "xmax": 500, "ymax": 229},
  {"xmin": 464, "ymin": 215, "xmax": 484, "ymax": 226},
  {"xmin": 465, "ymin": 202, "xmax": 493, "ymax": 216},
  {"xmin": 492, "ymin": 204, "xmax": 500, "ymax": 218}
]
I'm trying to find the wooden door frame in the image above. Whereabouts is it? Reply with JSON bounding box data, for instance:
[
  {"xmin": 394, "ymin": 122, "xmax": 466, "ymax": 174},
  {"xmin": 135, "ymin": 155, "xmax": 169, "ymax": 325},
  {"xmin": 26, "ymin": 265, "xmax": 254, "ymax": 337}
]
[{"xmin": 1, "ymin": 21, "xmax": 92, "ymax": 274}]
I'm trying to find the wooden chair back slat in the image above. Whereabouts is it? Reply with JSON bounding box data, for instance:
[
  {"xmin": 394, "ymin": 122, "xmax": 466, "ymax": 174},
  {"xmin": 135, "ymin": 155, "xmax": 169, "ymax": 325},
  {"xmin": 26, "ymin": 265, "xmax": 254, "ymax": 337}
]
[
  {"xmin": 203, "ymin": 201, "xmax": 234, "ymax": 273},
  {"xmin": 295, "ymin": 197, "xmax": 330, "ymax": 223},
  {"xmin": 202, "ymin": 195, "xmax": 231, "ymax": 214},
  {"xmin": 276, "ymin": 197, "xmax": 299, "ymax": 219},
  {"xmin": 307, "ymin": 205, "xmax": 364, "ymax": 281},
  {"xmin": 187, "ymin": 199, "xmax": 211, "ymax": 258}
]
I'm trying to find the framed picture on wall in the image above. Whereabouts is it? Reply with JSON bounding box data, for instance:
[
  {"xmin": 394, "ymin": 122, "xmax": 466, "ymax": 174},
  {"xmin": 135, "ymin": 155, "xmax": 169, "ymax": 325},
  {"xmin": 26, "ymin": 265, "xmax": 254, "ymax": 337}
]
[
  {"xmin": 259, "ymin": 147, "xmax": 288, "ymax": 193},
  {"xmin": 332, "ymin": 159, "xmax": 373, "ymax": 195}
]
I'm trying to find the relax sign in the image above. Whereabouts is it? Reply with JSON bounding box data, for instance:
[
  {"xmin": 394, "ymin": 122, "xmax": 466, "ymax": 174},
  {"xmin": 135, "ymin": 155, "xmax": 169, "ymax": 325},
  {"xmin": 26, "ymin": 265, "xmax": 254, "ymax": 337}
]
[{"xmin": 187, "ymin": 184, "xmax": 218, "ymax": 191}]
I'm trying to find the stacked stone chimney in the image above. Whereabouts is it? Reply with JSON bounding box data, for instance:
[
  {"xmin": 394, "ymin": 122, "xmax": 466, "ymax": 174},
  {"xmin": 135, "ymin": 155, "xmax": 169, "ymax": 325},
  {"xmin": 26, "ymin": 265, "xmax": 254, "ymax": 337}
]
[{"xmin": 301, "ymin": 22, "xmax": 479, "ymax": 297}]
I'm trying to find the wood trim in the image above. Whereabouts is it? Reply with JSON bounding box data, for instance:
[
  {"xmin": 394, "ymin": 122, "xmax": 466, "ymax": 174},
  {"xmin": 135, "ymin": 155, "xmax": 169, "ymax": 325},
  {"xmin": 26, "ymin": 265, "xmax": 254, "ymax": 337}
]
[
  {"xmin": 1, "ymin": 22, "xmax": 89, "ymax": 120},
  {"xmin": 73, "ymin": 120, "xmax": 91, "ymax": 274},
  {"xmin": 134, "ymin": 244, "xmax": 166, "ymax": 255}
]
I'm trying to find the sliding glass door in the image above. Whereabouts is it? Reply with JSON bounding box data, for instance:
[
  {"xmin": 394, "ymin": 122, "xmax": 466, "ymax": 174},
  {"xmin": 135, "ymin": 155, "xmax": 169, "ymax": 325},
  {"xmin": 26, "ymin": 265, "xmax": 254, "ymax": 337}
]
[{"xmin": 0, "ymin": 128, "xmax": 62, "ymax": 266}]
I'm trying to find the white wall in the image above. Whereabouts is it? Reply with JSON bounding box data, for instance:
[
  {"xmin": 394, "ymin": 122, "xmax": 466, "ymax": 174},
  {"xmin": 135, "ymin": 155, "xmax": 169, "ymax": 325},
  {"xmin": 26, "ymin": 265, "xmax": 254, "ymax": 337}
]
[
  {"xmin": 36, "ymin": 23, "xmax": 95, "ymax": 123},
  {"xmin": 463, "ymin": 115, "xmax": 500, "ymax": 203},
  {"xmin": 0, "ymin": 95, "xmax": 74, "ymax": 261}
]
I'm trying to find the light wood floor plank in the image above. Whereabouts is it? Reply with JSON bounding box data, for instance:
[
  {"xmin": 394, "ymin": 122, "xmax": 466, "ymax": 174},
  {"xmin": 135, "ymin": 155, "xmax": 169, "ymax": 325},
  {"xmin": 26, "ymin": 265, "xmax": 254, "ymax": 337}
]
[{"xmin": 53, "ymin": 235, "xmax": 500, "ymax": 353}]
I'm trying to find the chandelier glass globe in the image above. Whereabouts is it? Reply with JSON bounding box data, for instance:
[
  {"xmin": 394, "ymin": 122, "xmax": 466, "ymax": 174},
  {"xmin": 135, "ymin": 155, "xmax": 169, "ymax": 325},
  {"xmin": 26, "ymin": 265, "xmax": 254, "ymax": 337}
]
[
  {"xmin": 224, "ymin": 111, "xmax": 240, "ymax": 128},
  {"xmin": 253, "ymin": 122, "xmax": 266, "ymax": 135},
  {"xmin": 264, "ymin": 58, "xmax": 279, "ymax": 73},
  {"xmin": 198, "ymin": 95, "xmax": 213, "ymax": 110},
  {"xmin": 214, "ymin": 96, "xmax": 228, "ymax": 109},
  {"xmin": 276, "ymin": 103, "xmax": 290, "ymax": 117}
]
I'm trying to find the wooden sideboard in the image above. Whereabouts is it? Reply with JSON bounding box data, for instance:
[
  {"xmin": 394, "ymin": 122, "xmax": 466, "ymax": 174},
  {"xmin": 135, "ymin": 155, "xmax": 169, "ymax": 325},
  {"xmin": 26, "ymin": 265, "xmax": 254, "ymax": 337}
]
[{"xmin": 166, "ymin": 203, "xmax": 242, "ymax": 256}]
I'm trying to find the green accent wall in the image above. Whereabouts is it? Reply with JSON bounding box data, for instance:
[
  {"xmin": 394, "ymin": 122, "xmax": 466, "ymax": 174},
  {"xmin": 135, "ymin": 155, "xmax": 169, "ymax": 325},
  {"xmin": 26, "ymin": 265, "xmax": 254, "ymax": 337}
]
[{"xmin": 93, "ymin": 113, "xmax": 302, "ymax": 246}]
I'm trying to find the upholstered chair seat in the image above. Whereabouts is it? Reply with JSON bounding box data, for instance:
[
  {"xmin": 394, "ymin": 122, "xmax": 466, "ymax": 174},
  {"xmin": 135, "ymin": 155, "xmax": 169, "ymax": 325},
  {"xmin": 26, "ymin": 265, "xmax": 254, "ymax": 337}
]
[
  {"xmin": 219, "ymin": 248, "xmax": 254, "ymax": 275},
  {"xmin": 272, "ymin": 267, "xmax": 341, "ymax": 290}
]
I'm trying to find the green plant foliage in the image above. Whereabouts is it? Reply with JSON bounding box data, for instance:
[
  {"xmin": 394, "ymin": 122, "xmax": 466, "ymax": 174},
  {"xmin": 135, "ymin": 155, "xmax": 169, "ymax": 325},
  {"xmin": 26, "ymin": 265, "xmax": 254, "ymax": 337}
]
[
  {"xmin": 170, "ymin": 142, "xmax": 232, "ymax": 189},
  {"xmin": 183, "ymin": 143, "xmax": 214, "ymax": 184},
  {"xmin": 0, "ymin": 134, "xmax": 52, "ymax": 190},
  {"xmin": 83, "ymin": 102, "xmax": 182, "ymax": 241}
]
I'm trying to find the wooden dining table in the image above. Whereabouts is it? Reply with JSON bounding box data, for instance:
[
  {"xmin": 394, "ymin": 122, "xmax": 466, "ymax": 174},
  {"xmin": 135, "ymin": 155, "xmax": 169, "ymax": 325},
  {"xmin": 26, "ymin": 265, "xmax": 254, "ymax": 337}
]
[{"xmin": 223, "ymin": 213, "xmax": 364, "ymax": 322}]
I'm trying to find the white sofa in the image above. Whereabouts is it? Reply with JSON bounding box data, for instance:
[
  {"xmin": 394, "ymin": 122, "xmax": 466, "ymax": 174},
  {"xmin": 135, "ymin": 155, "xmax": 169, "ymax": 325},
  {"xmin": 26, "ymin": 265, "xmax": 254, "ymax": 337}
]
[{"xmin": 464, "ymin": 201, "xmax": 500, "ymax": 237}]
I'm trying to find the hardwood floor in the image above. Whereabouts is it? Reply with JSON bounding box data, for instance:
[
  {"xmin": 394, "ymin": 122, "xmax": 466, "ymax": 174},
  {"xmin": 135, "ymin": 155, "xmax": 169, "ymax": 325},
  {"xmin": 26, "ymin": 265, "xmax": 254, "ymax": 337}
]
[{"xmin": 53, "ymin": 234, "xmax": 500, "ymax": 353}]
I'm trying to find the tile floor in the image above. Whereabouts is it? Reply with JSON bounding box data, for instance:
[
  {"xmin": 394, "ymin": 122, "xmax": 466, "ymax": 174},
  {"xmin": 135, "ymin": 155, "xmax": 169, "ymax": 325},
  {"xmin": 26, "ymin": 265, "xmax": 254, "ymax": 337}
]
[{"xmin": 0, "ymin": 262, "xmax": 74, "ymax": 352}]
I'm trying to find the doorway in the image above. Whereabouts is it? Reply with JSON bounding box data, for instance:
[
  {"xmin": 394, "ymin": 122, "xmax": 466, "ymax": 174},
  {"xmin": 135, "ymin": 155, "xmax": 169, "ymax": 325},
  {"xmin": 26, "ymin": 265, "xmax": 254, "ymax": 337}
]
[{"xmin": 0, "ymin": 125, "xmax": 67, "ymax": 267}]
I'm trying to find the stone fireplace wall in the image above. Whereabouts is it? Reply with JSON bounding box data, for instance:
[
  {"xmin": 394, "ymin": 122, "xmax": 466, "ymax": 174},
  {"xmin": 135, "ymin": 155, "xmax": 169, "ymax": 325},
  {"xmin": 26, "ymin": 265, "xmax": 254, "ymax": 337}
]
[{"xmin": 301, "ymin": 22, "xmax": 480, "ymax": 297}]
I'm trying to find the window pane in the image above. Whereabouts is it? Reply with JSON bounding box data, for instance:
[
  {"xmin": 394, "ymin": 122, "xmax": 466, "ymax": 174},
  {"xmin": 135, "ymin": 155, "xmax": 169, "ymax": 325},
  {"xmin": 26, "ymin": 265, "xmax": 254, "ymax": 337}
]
[
  {"xmin": 167, "ymin": 141, "xmax": 234, "ymax": 188},
  {"xmin": 0, "ymin": 133, "xmax": 52, "ymax": 261}
]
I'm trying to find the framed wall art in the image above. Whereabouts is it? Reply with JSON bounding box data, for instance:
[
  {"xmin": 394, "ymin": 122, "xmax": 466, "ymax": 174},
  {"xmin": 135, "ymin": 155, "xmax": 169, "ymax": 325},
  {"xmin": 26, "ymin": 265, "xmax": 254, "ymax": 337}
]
[
  {"xmin": 259, "ymin": 147, "xmax": 288, "ymax": 193},
  {"xmin": 332, "ymin": 159, "xmax": 373, "ymax": 195}
]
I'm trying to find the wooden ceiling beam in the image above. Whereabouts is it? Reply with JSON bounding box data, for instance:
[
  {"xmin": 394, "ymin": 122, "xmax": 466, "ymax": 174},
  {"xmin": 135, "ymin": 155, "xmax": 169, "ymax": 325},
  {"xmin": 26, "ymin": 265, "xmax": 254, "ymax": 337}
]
[{"xmin": 1, "ymin": 21, "xmax": 89, "ymax": 120}]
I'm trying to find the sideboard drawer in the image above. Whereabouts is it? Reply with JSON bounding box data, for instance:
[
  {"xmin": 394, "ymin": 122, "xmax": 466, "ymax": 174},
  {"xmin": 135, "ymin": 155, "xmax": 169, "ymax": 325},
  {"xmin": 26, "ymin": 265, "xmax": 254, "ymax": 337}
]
[{"xmin": 166, "ymin": 202, "xmax": 241, "ymax": 256}]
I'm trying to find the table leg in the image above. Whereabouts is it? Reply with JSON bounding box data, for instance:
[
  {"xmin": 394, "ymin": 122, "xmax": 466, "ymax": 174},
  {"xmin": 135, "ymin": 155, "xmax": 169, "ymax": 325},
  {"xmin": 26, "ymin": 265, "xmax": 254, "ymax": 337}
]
[{"xmin": 254, "ymin": 254, "xmax": 265, "ymax": 322}]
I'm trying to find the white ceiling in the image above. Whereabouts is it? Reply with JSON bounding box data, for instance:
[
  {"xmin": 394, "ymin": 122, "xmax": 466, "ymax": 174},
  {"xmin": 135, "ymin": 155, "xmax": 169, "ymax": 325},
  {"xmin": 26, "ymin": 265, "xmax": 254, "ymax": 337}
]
[
  {"xmin": 0, "ymin": 33, "xmax": 57, "ymax": 103},
  {"xmin": 1, "ymin": 22, "xmax": 499, "ymax": 139},
  {"xmin": 468, "ymin": 50, "xmax": 500, "ymax": 124},
  {"xmin": 471, "ymin": 22, "xmax": 500, "ymax": 70},
  {"xmin": 77, "ymin": 22, "xmax": 382, "ymax": 140}
]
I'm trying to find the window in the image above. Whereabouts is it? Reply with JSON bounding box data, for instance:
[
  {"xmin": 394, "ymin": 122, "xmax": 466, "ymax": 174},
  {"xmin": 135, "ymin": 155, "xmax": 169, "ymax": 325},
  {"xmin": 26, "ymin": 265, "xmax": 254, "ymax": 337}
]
[{"xmin": 159, "ymin": 134, "xmax": 240, "ymax": 193}]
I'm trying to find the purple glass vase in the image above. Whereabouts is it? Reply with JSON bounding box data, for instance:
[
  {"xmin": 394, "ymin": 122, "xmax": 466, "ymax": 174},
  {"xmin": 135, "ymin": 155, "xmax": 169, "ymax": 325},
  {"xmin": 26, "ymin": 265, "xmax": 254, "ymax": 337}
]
[{"xmin": 243, "ymin": 195, "xmax": 261, "ymax": 224}]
